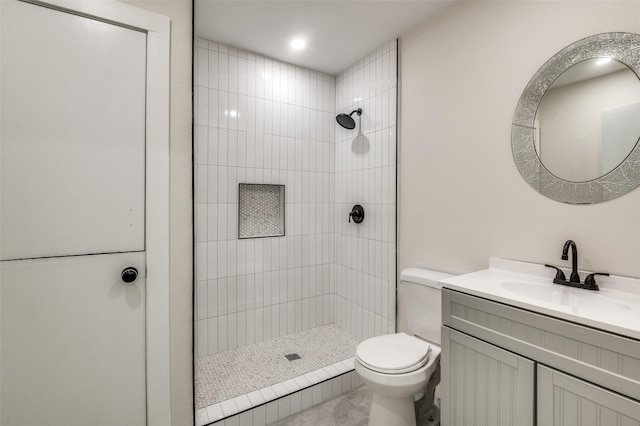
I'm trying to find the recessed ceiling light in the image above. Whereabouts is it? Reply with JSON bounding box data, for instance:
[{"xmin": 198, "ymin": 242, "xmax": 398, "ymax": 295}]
[{"xmin": 290, "ymin": 38, "xmax": 306, "ymax": 51}]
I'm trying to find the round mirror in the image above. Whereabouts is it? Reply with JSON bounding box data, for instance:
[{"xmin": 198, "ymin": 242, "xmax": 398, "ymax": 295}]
[
  {"xmin": 536, "ymin": 59, "xmax": 640, "ymax": 182},
  {"xmin": 512, "ymin": 33, "xmax": 640, "ymax": 204}
]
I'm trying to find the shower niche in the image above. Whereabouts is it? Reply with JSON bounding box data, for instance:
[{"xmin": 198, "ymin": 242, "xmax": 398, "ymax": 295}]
[{"xmin": 238, "ymin": 184, "xmax": 285, "ymax": 239}]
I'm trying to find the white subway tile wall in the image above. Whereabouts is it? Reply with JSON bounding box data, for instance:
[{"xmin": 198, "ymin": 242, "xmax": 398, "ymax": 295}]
[
  {"xmin": 195, "ymin": 39, "xmax": 338, "ymax": 357},
  {"xmin": 334, "ymin": 41, "xmax": 398, "ymax": 340},
  {"xmin": 195, "ymin": 38, "xmax": 397, "ymax": 358}
]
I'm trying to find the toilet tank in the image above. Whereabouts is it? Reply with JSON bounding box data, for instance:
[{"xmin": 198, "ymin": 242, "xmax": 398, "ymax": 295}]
[{"xmin": 400, "ymin": 268, "xmax": 454, "ymax": 345}]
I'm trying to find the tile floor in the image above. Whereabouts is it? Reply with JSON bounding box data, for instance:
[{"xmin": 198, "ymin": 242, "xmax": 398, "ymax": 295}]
[
  {"xmin": 272, "ymin": 386, "xmax": 440, "ymax": 426},
  {"xmin": 270, "ymin": 386, "xmax": 371, "ymax": 426}
]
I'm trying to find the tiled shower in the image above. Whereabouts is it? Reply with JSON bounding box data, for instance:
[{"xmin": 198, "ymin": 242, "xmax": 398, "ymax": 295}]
[{"xmin": 194, "ymin": 37, "xmax": 397, "ymax": 425}]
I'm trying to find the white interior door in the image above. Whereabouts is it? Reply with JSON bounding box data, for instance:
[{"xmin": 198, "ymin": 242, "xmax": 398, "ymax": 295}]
[
  {"xmin": 1, "ymin": 1, "xmax": 148, "ymax": 424},
  {"xmin": 1, "ymin": 0, "xmax": 146, "ymax": 260},
  {"xmin": 1, "ymin": 254, "xmax": 146, "ymax": 425}
]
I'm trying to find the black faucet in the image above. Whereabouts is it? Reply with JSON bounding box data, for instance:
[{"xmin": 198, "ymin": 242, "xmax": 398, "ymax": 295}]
[
  {"xmin": 561, "ymin": 240, "xmax": 581, "ymax": 284},
  {"xmin": 545, "ymin": 239, "xmax": 609, "ymax": 291}
]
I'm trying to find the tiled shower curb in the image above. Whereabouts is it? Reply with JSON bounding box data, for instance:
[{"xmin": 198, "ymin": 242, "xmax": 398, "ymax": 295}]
[{"xmin": 196, "ymin": 358, "xmax": 360, "ymax": 426}]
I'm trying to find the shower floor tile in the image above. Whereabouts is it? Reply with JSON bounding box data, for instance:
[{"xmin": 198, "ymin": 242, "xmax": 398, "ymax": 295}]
[{"xmin": 195, "ymin": 324, "xmax": 359, "ymax": 409}]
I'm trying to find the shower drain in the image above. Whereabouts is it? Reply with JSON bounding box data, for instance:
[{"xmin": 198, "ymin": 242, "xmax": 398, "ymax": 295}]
[{"xmin": 285, "ymin": 353, "xmax": 301, "ymax": 361}]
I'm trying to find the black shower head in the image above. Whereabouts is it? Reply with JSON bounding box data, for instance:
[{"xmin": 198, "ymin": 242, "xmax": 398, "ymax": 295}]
[{"xmin": 336, "ymin": 108, "xmax": 362, "ymax": 130}]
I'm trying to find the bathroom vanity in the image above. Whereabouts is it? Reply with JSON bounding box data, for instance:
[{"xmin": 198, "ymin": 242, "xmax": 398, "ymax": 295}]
[{"xmin": 439, "ymin": 259, "xmax": 640, "ymax": 426}]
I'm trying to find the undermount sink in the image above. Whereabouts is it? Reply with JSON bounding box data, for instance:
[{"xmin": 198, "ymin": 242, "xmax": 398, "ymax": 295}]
[
  {"xmin": 500, "ymin": 281, "xmax": 633, "ymax": 312},
  {"xmin": 439, "ymin": 258, "xmax": 640, "ymax": 340}
]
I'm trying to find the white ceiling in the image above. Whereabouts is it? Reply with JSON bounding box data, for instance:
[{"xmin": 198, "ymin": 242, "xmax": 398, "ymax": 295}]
[{"xmin": 195, "ymin": 1, "xmax": 455, "ymax": 76}]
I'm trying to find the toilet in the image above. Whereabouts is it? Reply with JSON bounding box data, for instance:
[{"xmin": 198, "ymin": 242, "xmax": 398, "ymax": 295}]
[{"xmin": 355, "ymin": 268, "xmax": 453, "ymax": 426}]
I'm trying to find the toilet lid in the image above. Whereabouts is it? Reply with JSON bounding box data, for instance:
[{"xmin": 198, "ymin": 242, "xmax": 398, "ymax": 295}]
[{"xmin": 356, "ymin": 333, "xmax": 431, "ymax": 374}]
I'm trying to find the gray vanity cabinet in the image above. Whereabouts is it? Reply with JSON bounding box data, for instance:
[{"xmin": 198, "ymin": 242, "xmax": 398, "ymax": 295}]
[
  {"xmin": 537, "ymin": 366, "xmax": 640, "ymax": 426},
  {"xmin": 441, "ymin": 327, "xmax": 534, "ymax": 426},
  {"xmin": 441, "ymin": 288, "xmax": 640, "ymax": 426}
]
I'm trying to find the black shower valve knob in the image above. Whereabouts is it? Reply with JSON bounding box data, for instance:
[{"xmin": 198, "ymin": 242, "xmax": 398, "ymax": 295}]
[{"xmin": 349, "ymin": 204, "xmax": 365, "ymax": 224}]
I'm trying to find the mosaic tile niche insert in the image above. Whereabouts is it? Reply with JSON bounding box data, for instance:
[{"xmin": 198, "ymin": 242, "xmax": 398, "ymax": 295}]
[{"xmin": 238, "ymin": 183, "xmax": 285, "ymax": 239}]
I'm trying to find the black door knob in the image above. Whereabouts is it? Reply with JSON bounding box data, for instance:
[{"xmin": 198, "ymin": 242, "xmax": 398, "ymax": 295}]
[{"xmin": 121, "ymin": 267, "xmax": 139, "ymax": 283}]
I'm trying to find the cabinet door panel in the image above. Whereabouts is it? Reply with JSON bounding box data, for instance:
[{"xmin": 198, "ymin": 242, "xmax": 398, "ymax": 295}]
[
  {"xmin": 538, "ymin": 365, "xmax": 640, "ymax": 426},
  {"xmin": 442, "ymin": 327, "xmax": 535, "ymax": 426}
]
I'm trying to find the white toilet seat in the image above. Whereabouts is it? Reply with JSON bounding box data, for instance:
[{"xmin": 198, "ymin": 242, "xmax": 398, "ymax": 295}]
[{"xmin": 355, "ymin": 332, "xmax": 431, "ymax": 374}]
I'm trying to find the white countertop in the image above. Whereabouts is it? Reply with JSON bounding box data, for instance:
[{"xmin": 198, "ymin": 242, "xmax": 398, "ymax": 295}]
[{"xmin": 439, "ymin": 258, "xmax": 640, "ymax": 340}]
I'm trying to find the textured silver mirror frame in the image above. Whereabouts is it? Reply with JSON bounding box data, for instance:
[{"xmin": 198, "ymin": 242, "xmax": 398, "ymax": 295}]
[{"xmin": 512, "ymin": 32, "xmax": 640, "ymax": 204}]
